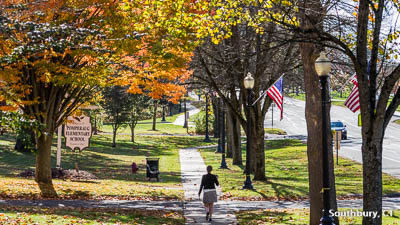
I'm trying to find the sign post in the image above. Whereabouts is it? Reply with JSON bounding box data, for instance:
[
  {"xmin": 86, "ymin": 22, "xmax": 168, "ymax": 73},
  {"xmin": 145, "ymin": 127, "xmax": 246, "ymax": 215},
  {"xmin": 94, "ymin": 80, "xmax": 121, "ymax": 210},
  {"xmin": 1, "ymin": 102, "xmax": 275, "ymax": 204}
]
[
  {"xmin": 56, "ymin": 125, "xmax": 62, "ymax": 168},
  {"xmin": 334, "ymin": 130, "xmax": 342, "ymax": 165}
]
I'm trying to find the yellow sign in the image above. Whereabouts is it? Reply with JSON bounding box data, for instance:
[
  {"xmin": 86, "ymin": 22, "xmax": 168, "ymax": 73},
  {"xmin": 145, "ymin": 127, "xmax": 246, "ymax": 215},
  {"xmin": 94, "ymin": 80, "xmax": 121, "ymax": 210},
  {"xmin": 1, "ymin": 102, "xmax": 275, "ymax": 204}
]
[{"xmin": 358, "ymin": 113, "xmax": 362, "ymax": 127}]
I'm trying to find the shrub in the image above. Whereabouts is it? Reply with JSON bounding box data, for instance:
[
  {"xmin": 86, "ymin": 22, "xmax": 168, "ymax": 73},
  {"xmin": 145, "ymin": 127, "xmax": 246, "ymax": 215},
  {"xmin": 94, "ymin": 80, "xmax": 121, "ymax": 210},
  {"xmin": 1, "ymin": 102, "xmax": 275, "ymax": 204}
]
[{"xmin": 193, "ymin": 110, "xmax": 214, "ymax": 135}]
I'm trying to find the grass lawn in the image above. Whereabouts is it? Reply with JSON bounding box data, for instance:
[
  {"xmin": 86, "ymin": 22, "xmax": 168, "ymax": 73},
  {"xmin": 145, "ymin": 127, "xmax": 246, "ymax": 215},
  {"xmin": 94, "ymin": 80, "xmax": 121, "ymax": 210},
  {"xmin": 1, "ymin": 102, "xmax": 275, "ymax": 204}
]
[
  {"xmin": 395, "ymin": 120, "xmax": 400, "ymax": 125},
  {"xmin": 236, "ymin": 208, "xmax": 400, "ymax": 225},
  {"xmin": 286, "ymin": 93, "xmax": 346, "ymax": 107},
  {"xmin": 286, "ymin": 93, "xmax": 400, "ymax": 111},
  {"xmin": 264, "ymin": 128, "xmax": 287, "ymax": 135},
  {"xmin": 0, "ymin": 207, "xmax": 184, "ymax": 225},
  {"xmin": 0, "ymin": 133, "xmax": 217, "ymax": 200},
  {"xmin": 199, "ymin": 139, "xmax": 400, "ymax": 200},
  {"xmin": 100, "ymin": 112, "xmax": 195, "ymax": 135}
]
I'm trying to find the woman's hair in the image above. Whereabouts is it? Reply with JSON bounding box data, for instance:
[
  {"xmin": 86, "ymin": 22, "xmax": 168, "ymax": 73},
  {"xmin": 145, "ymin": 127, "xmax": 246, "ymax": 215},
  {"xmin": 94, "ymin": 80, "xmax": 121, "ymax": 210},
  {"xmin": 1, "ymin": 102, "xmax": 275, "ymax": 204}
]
[{"xmin": 207, "ymin": 165, "xmax": 212, "ymax": 173}]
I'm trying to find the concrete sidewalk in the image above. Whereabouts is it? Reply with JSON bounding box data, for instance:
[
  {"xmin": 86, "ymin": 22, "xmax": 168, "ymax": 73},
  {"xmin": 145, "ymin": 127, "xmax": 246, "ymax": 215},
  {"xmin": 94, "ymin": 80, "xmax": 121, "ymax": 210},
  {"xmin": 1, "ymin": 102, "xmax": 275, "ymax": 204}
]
[
  {"xmin": 173, "ymin": 102, "xmax": 200, "ymax": 127},
  {"xmin": 2, "ymin": 197, "xmax": 399, "ymax": 211},
  {"xmin": 180, "ymin": 148, "xmax": 237, "ymax": 224}
]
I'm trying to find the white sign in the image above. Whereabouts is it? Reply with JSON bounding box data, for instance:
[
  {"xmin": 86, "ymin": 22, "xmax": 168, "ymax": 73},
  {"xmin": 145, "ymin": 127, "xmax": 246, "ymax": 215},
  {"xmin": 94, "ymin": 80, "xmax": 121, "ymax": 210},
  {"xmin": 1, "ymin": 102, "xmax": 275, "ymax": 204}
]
[{"xmin": 64, "ymin": 115, "xmax": 92, "ymax": 151}]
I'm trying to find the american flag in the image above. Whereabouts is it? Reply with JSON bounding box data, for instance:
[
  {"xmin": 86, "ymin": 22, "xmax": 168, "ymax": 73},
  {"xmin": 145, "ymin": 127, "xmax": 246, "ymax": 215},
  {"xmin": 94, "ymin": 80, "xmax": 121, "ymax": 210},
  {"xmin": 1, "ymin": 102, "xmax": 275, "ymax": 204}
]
[
  {"xmin": 267, "ymin": 77, "xmax": 284, "ymax": 120},
  {"xmin": 344, "ymin": 75, "xmax": 360, "ymax": 112}
]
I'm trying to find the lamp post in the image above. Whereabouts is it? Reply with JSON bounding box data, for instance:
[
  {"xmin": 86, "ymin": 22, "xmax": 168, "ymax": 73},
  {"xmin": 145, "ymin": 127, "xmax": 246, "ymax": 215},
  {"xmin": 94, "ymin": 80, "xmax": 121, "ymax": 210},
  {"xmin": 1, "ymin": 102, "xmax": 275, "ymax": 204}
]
[
  {"xmin": 183, "ymin": 95, "xmax": 188, "ymax": 128},
  {"xmin": 169, "ymin": 102, "xmax": 173, "ymax": 116},
  {"xmin": 204, "ymin": 92, "xmax": 211, "ymax": 142},
  {"xmin": 215, "ymin": 94, "xmax": 222, "ymax": 153},
  {"xmin": 243, "ymin": 72, "xmax": 254, "ymax": 190},
  {"xmin": 160, "ymin": 99, "xmax": 166, "ymax": 122},
  {"xmin": 219, "ymin": 97, "xmax": 228, "ymax": 169},
  {"xmin": 315, "ymin": 52, "xmax": 335, "ymax": 225},
  {"xmin": 161, "ymin": 104, "xmax": 166, "ymax": 122}
]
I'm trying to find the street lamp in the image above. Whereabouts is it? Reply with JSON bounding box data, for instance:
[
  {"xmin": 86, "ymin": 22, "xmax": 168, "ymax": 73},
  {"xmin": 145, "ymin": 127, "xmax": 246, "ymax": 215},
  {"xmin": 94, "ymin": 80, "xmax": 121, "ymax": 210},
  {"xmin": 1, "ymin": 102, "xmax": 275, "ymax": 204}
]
[
  {"xmin": 219, "ymin": 97, "xmax": 228, "ymax": 169},
  {"xmin": 161, "ymin": 104, "xmax": 166, "ymax": 122},
  {"xmin": 315, "ymin": 52, "xmax": 335, "ymax": 225},
  {"xmin": 215, "ymin": 94, "xmax": 223, "ymax": 153},
  {"xmin": 169, "ymin": 102, "xmax": 173, "ymax": 116},
  {"xmin": 183, "ymin": 95, "xmax": 188, "ymax": 128},
  {"xmin": 204, "ymin": 92, "xmax": 211, "ymax": 142},
  {"xmin": 243, "ymin": 72, "xmax": 255, "ymax": 190},
  {"xmin": 160, "ymin": 99, "xmax": 166, "ymax": 122}
]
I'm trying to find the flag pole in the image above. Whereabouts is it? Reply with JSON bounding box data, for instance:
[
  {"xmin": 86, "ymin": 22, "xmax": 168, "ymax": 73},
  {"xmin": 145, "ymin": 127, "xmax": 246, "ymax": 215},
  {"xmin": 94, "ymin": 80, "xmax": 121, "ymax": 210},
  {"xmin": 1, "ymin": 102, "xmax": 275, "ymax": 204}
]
[
  {"xmin": 271, "ymin": 103, "xmax": 274, "ymax": 131},
  {"xmin": 252, "ymin": 74, "xmax": 284, "ymax": 106},
  {"xmin": 337, "ymin": 73, "xmax": 356, "ymax": 97},
  {"xmin": 281, "ymin": 76, "xmax": 284, "ymax": 120}
]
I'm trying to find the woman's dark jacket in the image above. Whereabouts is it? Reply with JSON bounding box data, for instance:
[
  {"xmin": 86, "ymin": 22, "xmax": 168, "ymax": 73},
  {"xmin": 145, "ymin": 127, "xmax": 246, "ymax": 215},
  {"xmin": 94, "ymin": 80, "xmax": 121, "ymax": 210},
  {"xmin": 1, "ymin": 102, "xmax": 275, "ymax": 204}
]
[{"xmin": 198, "ymin": 173, "xmax": 219, "ymax": 195}]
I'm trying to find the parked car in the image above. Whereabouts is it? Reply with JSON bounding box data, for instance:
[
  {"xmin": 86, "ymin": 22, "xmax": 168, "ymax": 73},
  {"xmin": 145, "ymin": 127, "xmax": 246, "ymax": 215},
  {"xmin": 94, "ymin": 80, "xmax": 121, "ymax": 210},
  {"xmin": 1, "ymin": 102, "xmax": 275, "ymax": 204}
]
[{"xmin": 331, "ymin": 121, "xmax": 347, "ymax": 140}]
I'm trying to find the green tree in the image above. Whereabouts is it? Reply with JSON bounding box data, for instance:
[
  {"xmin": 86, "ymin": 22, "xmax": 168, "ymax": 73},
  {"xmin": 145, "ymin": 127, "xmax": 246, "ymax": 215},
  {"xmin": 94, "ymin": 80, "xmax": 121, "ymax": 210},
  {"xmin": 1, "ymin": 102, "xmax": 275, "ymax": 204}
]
[
  {"xmin": 101, "ymin": 86, "xmax": 131, "ymax": 147},
  {"xmin": 126, "ymin": 94, "xmax": 152, "ymax": 143}
]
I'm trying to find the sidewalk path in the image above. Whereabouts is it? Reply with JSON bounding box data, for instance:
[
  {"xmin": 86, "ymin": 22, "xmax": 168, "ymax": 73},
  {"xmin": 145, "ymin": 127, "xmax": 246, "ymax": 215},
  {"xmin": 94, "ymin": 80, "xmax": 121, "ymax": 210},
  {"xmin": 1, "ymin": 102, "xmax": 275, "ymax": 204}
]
[
  {"xmin": 180, "ymin": 148, "xmax": 237, "ymax": 224},
  {"xmin": 173, "ymin": 102, "xmax": 200, "ymax": 127},
  {"xmin": 2, "ymin": 197, "xmax": 399, "ymax": 211},
  {"xmin": 219, "ymin": 198, "xmax": 400, "ymax": 211}
]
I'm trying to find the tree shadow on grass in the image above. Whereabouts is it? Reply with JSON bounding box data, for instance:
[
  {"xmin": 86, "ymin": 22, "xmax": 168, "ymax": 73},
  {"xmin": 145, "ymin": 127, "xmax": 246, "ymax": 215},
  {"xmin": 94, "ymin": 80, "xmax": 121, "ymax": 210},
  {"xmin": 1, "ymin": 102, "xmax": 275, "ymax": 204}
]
[
  {"xmin": 62, "ymin": 189, "xmax": 90, "ymax": 197},
  {"xmin": 238, "ymin": 210, "xmax": 295, "ymax": 224},
  {"xmin": 1, "ymin": 135, "xmax": 183, "ymax": 184},
  {"xmin": 257, "ymin": 179, "xmax": 309, "ymax": 199},
  {"xmin": 0, "ymin": 133, "xmax": 16, "ymax": 142},
  {"xmin": 0, "ymin": 146, "xmax": 36, "ymax": 175},
  {"xmin": 1, "ymin": 207, "xmax": 184, "ymax": 225}
]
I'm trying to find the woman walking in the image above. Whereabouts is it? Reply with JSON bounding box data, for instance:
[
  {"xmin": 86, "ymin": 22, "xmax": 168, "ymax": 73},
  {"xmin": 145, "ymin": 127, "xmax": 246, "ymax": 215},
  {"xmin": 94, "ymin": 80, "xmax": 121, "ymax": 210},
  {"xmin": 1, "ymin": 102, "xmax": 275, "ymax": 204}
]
[{"xmin": 198, "ymin": 165, "xmax": 219, "ymax": 222}]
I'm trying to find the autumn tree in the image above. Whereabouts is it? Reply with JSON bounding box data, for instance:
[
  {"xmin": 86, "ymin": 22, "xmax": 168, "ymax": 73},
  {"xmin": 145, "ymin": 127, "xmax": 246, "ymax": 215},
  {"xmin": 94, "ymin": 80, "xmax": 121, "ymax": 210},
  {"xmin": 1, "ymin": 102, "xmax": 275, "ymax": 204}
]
[
  {"xmin": 0, "ymin": 1, "xmax": 127, "ymax": 197},
  {"xmin": 0, "ymin": 0, "xmax": 199, "ymax": 197}
]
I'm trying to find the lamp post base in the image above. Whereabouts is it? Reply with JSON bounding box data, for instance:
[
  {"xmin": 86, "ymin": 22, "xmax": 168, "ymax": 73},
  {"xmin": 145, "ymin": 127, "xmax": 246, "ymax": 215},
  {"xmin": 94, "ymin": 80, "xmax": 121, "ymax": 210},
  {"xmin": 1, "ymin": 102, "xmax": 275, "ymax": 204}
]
[
  {"xmin": 242, "ymin": 175, "xmax": 254, "ymax": 190},
  {"xmin": 220, "ymin": 156, "xmax": 228, "ymax": 169},
  {"xmin": 204, "ymin": 136, "xmax": 211, "ymax": 142},
  {"xmin": 320, "ymin": 214, "xmax": 335, "ymax": 225},
  {"xmin": 219, "ymin": 163, "xmax": 228, "ymax": 169}
]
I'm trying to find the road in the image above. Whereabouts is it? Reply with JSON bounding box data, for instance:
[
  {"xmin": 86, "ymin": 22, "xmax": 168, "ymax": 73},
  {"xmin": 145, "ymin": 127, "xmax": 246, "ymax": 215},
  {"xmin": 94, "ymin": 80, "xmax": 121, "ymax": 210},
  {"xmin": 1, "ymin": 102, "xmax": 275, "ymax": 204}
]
[{"xmin": 264, "ymin": 98, "xmax": 400, "ymax": 179}]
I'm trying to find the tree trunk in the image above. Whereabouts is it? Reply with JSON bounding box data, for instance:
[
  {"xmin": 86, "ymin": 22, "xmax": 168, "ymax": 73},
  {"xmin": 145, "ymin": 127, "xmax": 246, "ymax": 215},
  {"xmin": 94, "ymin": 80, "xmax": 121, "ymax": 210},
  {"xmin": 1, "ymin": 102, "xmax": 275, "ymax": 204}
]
[
  {"xmin": 112, "ymin": 126, "xmax": 117, "ymax": 147},
  {"xmin": 362, "ymin": 133, "xmax": 383, "ymax": 225},
  {"xmin": 231, "ymin": 111, "xmax": 242, "ymax": 166},
  {"xmin": 300, "ymin": 44, "xmax": 339, "ymax": 225},
  {"xmin": 251, "ymin": 121, "xmax": 266, "ymax": 180},
  {"xmin": 152, "ymin": 101, "xmax": 158, "ymax": 131},
  {"xmin": 130, "ymin": 125, "xmax": 135, "ymax": 143},
  {"xmin": 226, "ymin": 104, "xmax": 242, "ymax": 161},
  {"xmin": 298, "ymin": 1, "xmax": 339, "ymax": 224},
  {"xmin": 35, "ymin": 132, "xmax": 57, "ymax": 197}
]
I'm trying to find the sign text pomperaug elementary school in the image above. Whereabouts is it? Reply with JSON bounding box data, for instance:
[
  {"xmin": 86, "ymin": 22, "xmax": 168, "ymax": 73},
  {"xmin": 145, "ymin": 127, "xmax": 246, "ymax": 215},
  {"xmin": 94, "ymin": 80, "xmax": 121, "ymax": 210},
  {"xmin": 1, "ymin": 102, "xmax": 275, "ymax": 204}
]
[{"xmin": 64, "ymin": 115, "xmax": 92, "ymax": 151}]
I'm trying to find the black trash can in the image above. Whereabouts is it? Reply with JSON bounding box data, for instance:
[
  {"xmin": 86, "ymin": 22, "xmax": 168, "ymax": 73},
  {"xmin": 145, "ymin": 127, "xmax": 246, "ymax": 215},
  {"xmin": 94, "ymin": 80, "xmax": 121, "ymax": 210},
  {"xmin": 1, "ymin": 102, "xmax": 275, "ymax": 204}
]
[{"xmin": 146, "ymin": 158, "xmax": 160, "ymax": 181}]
